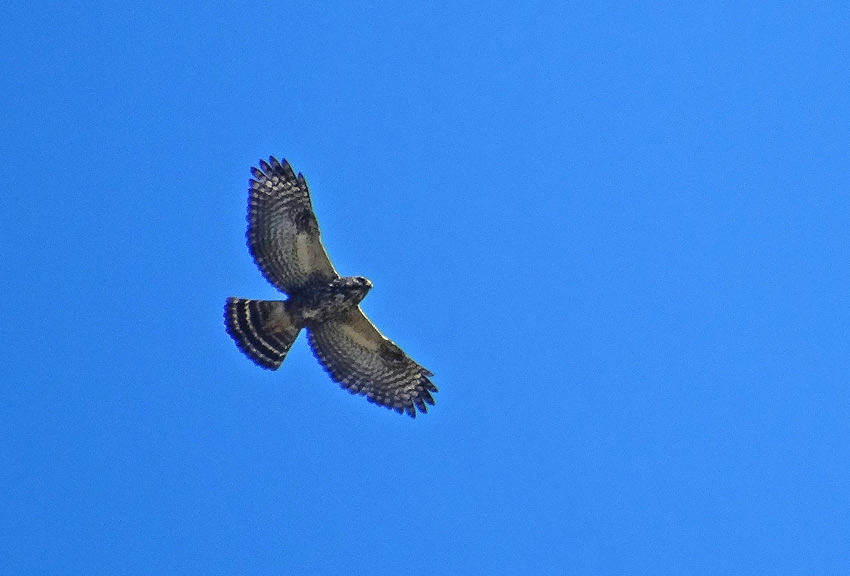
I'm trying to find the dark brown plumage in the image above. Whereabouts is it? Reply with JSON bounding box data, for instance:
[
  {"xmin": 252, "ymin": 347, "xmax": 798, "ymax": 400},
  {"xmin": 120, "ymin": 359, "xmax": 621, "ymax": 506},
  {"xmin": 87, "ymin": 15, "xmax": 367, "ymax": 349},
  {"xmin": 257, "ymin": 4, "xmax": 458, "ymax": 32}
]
[{"xmin": 224, "ymin": 157, "xmax": 436, "ymax": 417}]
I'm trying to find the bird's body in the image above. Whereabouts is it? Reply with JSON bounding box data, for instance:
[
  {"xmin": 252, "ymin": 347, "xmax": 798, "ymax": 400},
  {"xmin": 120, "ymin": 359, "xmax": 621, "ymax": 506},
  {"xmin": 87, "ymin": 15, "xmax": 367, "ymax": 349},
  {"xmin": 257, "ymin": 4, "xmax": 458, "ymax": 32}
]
[
  {"xmin": 224, "ymin": 157, "xmax": 436, "ymax": 417},
  {"xmin": 286, "ymin": 276, "xmax": 373, "ymax": 325}
]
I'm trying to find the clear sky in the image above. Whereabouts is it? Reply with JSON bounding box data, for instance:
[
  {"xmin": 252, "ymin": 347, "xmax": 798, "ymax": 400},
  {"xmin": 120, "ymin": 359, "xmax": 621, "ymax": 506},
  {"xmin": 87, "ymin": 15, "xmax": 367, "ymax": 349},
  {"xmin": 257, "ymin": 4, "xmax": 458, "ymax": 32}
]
[{"xmin": 1, "ymin": 1, "xmax": 848, "ymax": 574}]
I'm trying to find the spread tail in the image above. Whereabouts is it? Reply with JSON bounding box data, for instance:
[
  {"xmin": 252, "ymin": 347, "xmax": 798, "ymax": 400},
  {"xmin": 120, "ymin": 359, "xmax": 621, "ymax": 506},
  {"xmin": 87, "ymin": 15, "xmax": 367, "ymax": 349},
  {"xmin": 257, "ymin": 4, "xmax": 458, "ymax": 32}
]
[{"xmin": 224, "ymin": 298, "xmax": 301, "ymax": 370}]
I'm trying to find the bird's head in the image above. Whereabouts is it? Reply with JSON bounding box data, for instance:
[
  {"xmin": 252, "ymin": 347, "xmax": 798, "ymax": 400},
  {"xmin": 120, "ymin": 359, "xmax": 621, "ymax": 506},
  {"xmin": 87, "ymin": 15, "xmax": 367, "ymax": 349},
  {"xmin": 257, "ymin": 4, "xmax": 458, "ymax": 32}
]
[{"xmin": 343, "ymin": 276, "xmax": 373, "ymax": 304}]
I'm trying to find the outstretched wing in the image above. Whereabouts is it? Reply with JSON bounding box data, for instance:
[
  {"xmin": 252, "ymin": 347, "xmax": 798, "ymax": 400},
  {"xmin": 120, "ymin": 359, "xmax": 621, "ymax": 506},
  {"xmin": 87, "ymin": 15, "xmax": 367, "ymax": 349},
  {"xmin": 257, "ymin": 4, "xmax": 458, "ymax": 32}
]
[
  {"xmin": 307, "ymin": 308, "xmax": 437, "ymax": 417},
  {"xmin": 247, "ymin": 157, "xmax": 338, "ymax": 293}
]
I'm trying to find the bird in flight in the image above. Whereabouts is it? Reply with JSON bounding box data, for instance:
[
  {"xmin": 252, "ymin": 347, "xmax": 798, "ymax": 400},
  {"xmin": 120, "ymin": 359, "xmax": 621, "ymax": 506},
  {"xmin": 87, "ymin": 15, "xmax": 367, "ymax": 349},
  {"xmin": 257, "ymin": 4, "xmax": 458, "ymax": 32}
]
[{"xmin": 224, "ymin": 157, "xmax": 437, "ymax": 417}]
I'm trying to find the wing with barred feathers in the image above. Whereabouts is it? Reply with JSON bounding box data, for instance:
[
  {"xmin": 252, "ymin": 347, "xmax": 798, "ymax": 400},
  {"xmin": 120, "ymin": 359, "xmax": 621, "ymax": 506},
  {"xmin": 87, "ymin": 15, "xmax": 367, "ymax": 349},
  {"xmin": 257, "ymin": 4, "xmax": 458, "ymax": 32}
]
[
  {"xmin": 307, "ymin": 307, "xmax": 437, "ymax": 417},
  {"xmin": 247, "ymin": 157, "xmax": 339, "ymax": 294}
]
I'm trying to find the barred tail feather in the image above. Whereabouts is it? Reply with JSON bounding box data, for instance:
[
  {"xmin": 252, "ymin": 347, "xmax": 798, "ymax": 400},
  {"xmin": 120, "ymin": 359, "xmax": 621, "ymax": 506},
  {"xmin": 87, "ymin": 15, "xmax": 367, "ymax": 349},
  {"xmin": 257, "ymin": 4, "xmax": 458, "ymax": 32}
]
[{"xmin": 224, "ymin": 298, "xmax": 301, "ymax": 370}]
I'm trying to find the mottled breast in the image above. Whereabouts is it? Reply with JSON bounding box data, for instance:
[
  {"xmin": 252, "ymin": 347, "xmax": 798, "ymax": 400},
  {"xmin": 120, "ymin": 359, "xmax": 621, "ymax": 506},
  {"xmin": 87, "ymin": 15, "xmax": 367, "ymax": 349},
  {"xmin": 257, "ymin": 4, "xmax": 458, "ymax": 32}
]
[{"xmin": 288, "ymin": 276, "xmax": 372, "ymax": 325}]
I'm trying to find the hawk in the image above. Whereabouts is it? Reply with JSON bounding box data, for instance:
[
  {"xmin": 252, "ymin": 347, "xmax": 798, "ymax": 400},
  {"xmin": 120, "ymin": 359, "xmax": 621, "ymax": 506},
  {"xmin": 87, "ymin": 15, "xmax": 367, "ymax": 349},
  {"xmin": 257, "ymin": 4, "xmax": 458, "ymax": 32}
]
[{"xmin": 224, "ymin": 157, "xmax": 437, "ymax": 417}]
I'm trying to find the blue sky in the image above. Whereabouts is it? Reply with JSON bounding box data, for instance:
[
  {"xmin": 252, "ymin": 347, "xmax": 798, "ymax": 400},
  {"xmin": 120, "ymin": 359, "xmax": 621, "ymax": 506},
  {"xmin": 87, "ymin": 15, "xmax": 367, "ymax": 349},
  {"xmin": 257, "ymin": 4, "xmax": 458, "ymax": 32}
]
[{"xmin": 1, "ymin": 1, "xmax": 848, "ymax": 574}]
